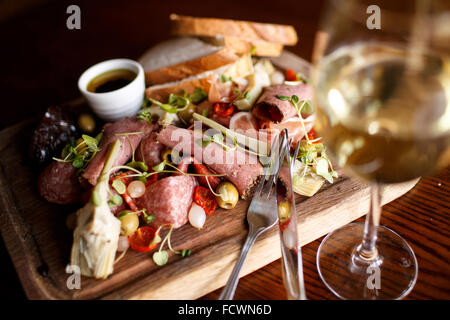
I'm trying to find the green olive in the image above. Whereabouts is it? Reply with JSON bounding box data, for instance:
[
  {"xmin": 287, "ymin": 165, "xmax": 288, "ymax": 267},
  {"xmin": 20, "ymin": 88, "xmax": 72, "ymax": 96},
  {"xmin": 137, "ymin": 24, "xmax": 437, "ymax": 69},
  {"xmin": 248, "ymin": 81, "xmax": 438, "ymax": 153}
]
[
  {"xmin": 78, "ymin": 113, "xmax": 96, "ymax": 133},
  {"xmin": 177, "ymin": 103, "xmax": 197, "ymax": 124},
  {"xmin": 118, "ymin": 210, "xmax": 139, "ymax": 236},
  {"xmin": 278, "ymin": 201, "xmax": 291, "ymax": 222},
  {"xmin": 215, "ymin": 182, "xmax": 239, "ymax": 209},
  {"xmin": 161, "ymin": 149, "xmax": 173, "ymax": 164}
]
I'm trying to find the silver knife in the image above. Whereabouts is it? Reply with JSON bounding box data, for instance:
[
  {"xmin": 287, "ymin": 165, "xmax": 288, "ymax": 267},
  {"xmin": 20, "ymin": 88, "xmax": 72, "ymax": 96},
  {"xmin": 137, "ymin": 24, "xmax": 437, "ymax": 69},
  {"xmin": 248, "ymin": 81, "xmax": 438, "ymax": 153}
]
[{"xmin": 275, "ymin": 129, "xmax": 307, "ymax": 300}]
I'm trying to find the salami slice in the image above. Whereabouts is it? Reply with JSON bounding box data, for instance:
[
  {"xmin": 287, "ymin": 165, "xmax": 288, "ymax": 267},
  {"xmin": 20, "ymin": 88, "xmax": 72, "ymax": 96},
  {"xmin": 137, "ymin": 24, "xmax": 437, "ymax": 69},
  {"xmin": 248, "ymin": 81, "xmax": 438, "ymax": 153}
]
[
  {"xmin": 157, "ymin": 125, "xmax": 263, "ymax": 199},
  {"xmin": 252, "ymin": 83, "xmax": 312, "ymax": 122},
  {"xmin": 38, "ymin": 161, "xmax": 83, "ymax": 204},
  {"xmin": 135, "ymin": 175, "xmax": 197, "ymax": 228},
  {"xmin": 82, "ymin": 118, "xmax": 154, "ymax": 185}
]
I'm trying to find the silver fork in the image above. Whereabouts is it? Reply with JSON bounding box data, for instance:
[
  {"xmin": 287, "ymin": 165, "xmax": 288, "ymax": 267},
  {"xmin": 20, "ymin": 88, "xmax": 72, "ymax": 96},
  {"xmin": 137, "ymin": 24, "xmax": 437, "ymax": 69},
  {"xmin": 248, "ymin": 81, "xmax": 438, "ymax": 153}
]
[{"xmin": 218, "ymin": 136, "xmax": 284, "ymax": 300}]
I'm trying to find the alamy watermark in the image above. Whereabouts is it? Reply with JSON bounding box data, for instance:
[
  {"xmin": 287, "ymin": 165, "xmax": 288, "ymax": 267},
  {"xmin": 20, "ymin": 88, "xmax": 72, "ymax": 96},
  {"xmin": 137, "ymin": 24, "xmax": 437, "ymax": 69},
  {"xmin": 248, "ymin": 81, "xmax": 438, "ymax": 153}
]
[
  {"xmin": 66, "ymin": 264, "xmax": 81, "ymax": 290},
  {"xmin": 66, "ymin": 5, "xmax": 81, "ymax": 30},
  {"xmin": 367, "ymin": 5, "xmax": 381, "ymax": 30},
  {"xmin": 366, "ymin": 265, "xmax": 381, "ymax": 290}
]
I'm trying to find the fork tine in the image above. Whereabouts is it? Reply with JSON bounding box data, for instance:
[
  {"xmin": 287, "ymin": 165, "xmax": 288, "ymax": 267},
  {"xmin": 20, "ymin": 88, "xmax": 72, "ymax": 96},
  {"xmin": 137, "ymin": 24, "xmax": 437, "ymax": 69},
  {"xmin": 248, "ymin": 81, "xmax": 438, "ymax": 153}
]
[{"xmin": 254, "ymin": 134, "xmax": 280, "ymax": 197}]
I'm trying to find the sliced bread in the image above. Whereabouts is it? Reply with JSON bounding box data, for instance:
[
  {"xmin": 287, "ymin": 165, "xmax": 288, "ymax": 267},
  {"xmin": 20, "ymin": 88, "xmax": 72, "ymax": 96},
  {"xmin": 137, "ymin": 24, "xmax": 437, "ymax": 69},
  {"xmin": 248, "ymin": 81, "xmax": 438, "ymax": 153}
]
[
  {"xmin": 202, "ymin": 35, "xmax": 284, "ymax": 57},
  {"xmin": 139, "ymin": 37, "xmax": 240, "ymax": 85},
  {"xmin": 145, "ymin": 54, "xmax": 253, "ymax": 102},
  {"xmin": 170, "ymin": 14, "xmax": 298, "ymax": 46}
]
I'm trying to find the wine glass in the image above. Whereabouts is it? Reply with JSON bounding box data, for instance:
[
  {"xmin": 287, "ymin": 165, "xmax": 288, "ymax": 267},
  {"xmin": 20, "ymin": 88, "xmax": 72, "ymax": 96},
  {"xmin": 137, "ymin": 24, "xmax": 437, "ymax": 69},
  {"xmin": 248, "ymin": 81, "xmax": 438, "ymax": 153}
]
[{"xmin": 311, "ymin": 0, "xmax": 450, "ymax": 299}]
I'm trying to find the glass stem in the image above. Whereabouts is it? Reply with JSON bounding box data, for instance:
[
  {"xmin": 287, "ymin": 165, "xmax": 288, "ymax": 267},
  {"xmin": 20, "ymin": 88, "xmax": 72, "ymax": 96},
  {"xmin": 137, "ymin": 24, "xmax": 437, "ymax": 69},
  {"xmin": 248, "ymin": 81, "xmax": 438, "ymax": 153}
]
[{"xmin": 358, "ymin": 183, "xmax": 381, "ymax": 260}]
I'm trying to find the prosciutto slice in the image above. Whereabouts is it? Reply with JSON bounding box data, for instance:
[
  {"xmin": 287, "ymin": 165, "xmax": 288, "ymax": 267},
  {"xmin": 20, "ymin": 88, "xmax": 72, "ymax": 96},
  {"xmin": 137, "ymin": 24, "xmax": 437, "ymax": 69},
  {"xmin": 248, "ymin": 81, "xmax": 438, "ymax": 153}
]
[
  {"xmin": 252, "ymin": 83, "xmax": 313, "ymax": 122},
  {"xmin": 260, "ymin": 114, "xmax": 316, "ymax": 147},
  {"xmin": 82, "ymin": 118, "xmax": 154, "ymax": 185}
]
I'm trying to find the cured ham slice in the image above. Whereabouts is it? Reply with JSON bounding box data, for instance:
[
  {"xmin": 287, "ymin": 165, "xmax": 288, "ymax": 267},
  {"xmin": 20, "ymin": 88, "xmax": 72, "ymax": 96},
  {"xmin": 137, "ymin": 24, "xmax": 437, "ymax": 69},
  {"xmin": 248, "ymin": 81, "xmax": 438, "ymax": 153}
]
[
  {"xmin": 157, "ymin": 125, "xmax": 263, "ymax": 198},
  {"xmin": 229, "ymin": 112, "xmax": 259, "ymax": 140},
  {"xmin": 260, "ymin": 114, "xmax": 315, "ymax": 147},
  {"xmin": 229, "ymin": 111, "xmax": 315, "ymax": 148},
  {"xmin": 252, "ymin": 83, "xmax": 312, "ymax": 122},
  {"xmin": 82, "ymin": 118, "xmax": 154, "ymax": 185}
]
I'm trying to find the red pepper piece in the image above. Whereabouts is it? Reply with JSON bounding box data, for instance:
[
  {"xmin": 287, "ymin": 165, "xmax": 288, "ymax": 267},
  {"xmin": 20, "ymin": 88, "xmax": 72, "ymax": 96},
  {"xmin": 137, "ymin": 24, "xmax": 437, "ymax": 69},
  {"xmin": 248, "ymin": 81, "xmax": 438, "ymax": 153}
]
[
  {"xmin": 122, "ymin": 191, "xmax": 138, "ymax": 211},
  {"xmin": 192, "ymin": 158, "xmax": 220, "ymax": 189},
  {"xmin": 213, "ymin": 103, "xmax": 235, "ymax": 118},
  {"xmin": 177, "ymin": 156, "xmax": 221, "ymax": 189},
  {"xmin": 285, "ymin": 69, "xmax": 298, "ymax": 81},
  {"xmin": 193, "ymin": 185, "xmax": 217, "ymax": 215},
  {"xmin": 307, "ymin": 128, "xmax": 322, "ymax": 143},
  {"xmin": 128, "ymin": 226, "xmax": 159, "ymax": 253},
  {"xmin": 280, "ymin": 218, "xmax": 290, "ymax": 232}
]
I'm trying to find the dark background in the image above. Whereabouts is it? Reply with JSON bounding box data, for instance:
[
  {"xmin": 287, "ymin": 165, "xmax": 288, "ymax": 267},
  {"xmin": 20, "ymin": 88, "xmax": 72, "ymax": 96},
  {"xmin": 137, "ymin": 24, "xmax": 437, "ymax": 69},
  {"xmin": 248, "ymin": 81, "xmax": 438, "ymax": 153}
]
[
  {"xmin": 0, "ymin": 0, "xmax": 323, "ymax": 129},
  {"xmin": 0, "ymin": 0, "xmax": 323, "ymax": 299}
]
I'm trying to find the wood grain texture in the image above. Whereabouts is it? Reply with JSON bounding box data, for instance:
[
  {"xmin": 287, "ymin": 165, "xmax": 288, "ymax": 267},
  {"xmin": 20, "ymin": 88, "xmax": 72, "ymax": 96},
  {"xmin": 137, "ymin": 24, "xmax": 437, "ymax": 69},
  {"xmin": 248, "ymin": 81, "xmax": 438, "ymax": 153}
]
[{"xmin": 202, "ymin": 168, "xmax": 450, "ymax": 300}]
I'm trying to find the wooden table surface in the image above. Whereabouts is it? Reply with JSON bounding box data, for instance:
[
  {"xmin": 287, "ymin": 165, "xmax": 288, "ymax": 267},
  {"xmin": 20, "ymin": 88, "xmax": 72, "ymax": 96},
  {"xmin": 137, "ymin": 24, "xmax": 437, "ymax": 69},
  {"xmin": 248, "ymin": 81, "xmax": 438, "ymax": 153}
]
[{"xmin": 0, "ymin": 0, "xmax": 448, "ymax": 300}]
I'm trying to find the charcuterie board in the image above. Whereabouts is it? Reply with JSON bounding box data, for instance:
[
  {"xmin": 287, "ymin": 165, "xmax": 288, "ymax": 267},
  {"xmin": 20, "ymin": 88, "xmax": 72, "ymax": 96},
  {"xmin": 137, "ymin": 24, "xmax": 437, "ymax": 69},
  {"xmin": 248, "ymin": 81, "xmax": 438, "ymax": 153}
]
[{"xmin": 0, "ymin": 51, "xmax": 418, "ymax": 299}]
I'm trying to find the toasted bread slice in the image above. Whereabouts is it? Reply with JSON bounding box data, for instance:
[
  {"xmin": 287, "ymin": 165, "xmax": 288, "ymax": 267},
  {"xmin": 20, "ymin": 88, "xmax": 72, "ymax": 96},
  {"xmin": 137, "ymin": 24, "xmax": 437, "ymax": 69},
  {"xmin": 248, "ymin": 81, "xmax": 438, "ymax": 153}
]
[
  {"xmin": 139, "ymin": 37, "xmax": 241, "ymax": 85},
  {"xmin": 146, "ymin": 54, "xmax": 253, "ymax": 102},
  {"xmin": 202, "ymin": 36, "xmax": 283, "ymax": 57},
  {"xmin": 170, "ymin": 14, "xmax": 298, "ymax": 46}
]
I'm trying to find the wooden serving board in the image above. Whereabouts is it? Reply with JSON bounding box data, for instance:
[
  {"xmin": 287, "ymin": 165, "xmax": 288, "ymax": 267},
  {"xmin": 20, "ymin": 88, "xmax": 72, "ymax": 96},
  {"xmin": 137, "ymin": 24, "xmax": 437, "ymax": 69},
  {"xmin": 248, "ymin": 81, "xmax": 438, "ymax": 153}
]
[{"xmin": 0, "ymin": 52, "xmax": 418, "ymax": 300}]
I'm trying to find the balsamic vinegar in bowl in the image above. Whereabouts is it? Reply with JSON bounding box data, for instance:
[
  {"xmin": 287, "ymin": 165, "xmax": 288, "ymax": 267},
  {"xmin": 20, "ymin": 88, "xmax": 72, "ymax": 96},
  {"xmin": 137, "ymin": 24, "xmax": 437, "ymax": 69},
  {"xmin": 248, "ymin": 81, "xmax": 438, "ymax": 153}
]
[{"xmin": 87, "ymin": 69, "xmax": 137, "ymax": 93}]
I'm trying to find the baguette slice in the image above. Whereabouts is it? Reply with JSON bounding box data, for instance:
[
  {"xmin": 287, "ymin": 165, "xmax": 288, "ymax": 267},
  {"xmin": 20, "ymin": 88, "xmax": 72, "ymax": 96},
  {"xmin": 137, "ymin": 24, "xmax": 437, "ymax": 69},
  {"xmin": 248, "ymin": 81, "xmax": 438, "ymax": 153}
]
[
  {"xmin": 202, "ymin": 36, "xmax": 283, "ymax": 57},
  {"xmin": 170, "ymin": 14, "xmax": 298, "ymax": 45},
  {"xmin": 145, "ymin": 54, "xmax": 253, "ymax": 102}
]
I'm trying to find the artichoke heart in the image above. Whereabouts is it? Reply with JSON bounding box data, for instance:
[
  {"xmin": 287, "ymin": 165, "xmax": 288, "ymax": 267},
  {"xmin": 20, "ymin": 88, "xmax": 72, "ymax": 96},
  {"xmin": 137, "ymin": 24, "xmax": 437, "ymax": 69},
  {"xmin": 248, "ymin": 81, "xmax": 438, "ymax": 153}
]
[{"xmin": 70, "ymin": 140, "xmax": 122, "ymax": 279}]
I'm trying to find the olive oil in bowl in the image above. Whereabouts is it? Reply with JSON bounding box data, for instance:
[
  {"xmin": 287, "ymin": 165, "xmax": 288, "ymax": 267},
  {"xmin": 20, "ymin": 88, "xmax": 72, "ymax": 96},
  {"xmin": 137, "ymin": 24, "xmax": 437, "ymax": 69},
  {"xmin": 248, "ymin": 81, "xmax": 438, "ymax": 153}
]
[{"xmin": 87, "ymin": 69, "xmax": 137, "ymax": 93}]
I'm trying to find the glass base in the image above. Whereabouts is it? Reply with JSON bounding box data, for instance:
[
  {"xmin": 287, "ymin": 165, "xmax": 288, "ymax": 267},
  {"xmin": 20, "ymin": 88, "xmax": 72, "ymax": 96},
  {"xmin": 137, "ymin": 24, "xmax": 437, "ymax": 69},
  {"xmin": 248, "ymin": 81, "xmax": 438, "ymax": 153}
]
[{"xmin": 317, "ymin": 223, "xmax": 418, "ymax": 300}]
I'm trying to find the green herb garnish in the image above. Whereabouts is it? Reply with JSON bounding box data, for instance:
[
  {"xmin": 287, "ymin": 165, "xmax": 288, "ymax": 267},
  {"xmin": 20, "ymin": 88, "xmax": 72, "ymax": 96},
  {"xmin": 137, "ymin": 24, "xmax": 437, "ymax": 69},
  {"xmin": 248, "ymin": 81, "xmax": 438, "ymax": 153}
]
[
  {"xmin": 108, "ymin": 194, "xmax": 123, "ymax": 207},
  {"xmin": 220, "ymin": 74, "xmax": 232, "ymax": 83},
  {"xmin": 153, "ymin": 250, "xmax": 169, "ymax": 266},
  {"xmin": 137, "ymin": 108, "xmax": 152, "ymax": 125},
  {"xmin": 54, "ymin": 134, "xmax": 101, "ymax": 173},
  {"xmin": 126, "ymin": 161, "xmax": 149, "ymax": 172},
  {"xmin": 188, "ymin": 87, "xmax": 208, "ymax": 104},
  {"xmin": 152, "ymin": 160, "xmax": 167, "ymax": 173},
  {"xmin": 181, "ymin": 249, "xmax": 191, "ymax": 257},
  {"xmin": 112, "ymin": 179, "xmax": 126, "ymax": 194}
]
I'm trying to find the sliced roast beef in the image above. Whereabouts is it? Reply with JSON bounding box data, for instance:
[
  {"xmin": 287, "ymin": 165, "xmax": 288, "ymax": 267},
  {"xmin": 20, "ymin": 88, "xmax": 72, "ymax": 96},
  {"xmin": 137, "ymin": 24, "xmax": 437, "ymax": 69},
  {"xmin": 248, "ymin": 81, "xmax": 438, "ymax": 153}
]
[
  {"xmin": 82, "ymin": 118, "xmax": 154, "ymax": 185},
  {"xmin": 252, "ymin": 83, "xmax": 313, "ymax": 122},
  {"xmin": 38, "ymin": 161, "xmax": 83, "ymax": 204},
  {"xmin": 157, "ymin": 125, "xmax": 263, "ymax": 198},
  {"xmin": 135, "ymin": 131, "xmax": 165, "ymax": 168},
  {"xmin": 135, "ymin": 175, "xmax": 197, "ymax": 228}
]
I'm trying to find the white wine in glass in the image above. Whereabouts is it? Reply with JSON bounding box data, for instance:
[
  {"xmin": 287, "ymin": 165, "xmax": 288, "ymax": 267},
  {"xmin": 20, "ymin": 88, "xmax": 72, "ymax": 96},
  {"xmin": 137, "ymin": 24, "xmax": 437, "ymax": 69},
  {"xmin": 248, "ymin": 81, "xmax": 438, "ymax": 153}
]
[{"xmin": 313, "ymin": 0, "xmax": 450, "ymax": 299}]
